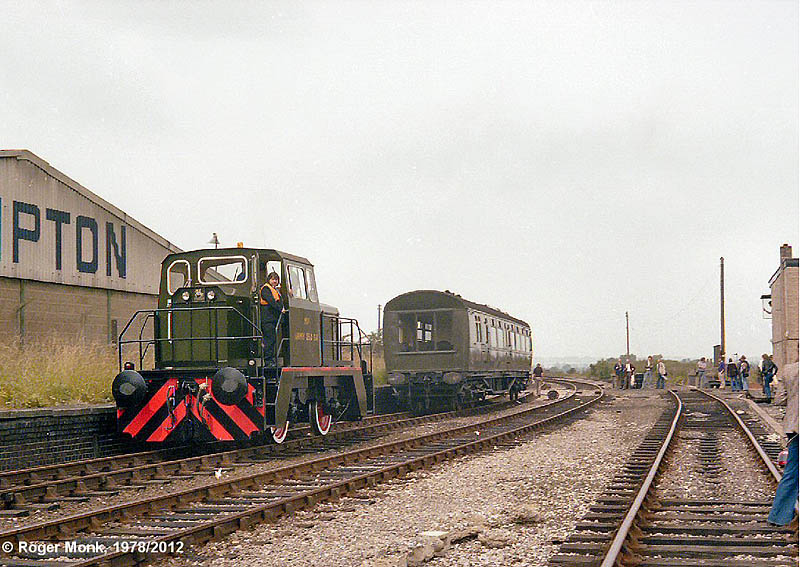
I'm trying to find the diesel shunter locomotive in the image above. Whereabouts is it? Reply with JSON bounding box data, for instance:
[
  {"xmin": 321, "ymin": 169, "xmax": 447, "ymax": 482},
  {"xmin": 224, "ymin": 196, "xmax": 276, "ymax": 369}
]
[
  {"xmin": 383, "ymin": 290, "xmax": 532, "ymax": 413},
  {"xmin": 112, "ymin": 247, "xmax": 373, "ymax": 444}
]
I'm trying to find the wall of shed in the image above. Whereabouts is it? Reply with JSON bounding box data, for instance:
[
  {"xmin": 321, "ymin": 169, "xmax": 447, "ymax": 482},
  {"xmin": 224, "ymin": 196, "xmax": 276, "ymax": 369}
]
[
  {"xmin": 0, "ymin": 276, "xmax": 157, "ymax": 345},
  {"xmin": 0, "ymin": 151, "xmax": 177, "ymax": 347}
]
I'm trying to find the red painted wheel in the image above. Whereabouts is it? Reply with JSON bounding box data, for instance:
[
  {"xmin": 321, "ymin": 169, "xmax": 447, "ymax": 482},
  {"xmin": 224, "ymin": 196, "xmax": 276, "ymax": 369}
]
[
  {"xmin": 311, "ymin": 400, "xmax": 332, "ymax": 436},
  {"xmin": 270, "ymin": 421, "xmax": 290, "ymax": 444}
]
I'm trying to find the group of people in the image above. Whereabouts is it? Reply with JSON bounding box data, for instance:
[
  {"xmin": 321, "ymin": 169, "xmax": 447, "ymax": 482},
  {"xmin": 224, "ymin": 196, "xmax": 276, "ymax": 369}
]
[
  {"xmin": 613, "ymin": 356, "xmax": 668, "ymax": 389},
  {"xmin": 699, "ymin": 353, "xmax": 779, "ymax": 398}
]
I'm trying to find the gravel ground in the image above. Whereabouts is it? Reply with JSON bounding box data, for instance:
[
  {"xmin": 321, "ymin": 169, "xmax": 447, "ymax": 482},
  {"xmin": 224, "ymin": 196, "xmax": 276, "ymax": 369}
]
[
  {"xmin": 656, "ymin": 429, "xmax": 775, "ymax": 501},
  {"xmin": 0, "ymin": 387, "xmax": 572, "ymax": 532},
  {"xmin": 152, "ymin": 389, "xmax": 668, "ymax": 567}
]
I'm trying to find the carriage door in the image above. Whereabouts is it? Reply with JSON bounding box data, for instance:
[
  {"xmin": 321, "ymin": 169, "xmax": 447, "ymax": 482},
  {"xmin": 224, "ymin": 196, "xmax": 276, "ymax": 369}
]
[{"xmin": 286, "ymin": 263, "xmax": 322, "ymax": 367}]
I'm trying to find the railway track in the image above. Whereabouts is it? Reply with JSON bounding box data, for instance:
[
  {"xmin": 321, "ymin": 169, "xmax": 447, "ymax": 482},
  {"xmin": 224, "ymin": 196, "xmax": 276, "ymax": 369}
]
[
  {"xmin": 0, "ymin": 379, "xmax": 599, "ymax": 567},
  {"xmin": 549, "ymin": 388, "xmax": 798, "ymax": 567},
  {"xmin": 0, "ymin": 388, "xmax": 547, "ymax": 519}
]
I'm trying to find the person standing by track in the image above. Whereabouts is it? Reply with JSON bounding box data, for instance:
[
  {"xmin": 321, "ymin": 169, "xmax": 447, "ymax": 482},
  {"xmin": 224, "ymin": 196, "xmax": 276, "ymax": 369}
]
[
  {"xmin": 768, "ymin": 359, "xmax": 798, "ymax": 527},
  {"xmin": 656, "ymin": 359, "xmax": 667, "ymax": 389},
  {"xmin": 613, "ymin": 359, "xmax": 624, "ymax": 390},
  {"xmin": 624, "ymin": 359, "xmax": 635, "ymax": 390},
  {"xmin": 728, "ymin": 358, "xmax": 741, "ymax": 391},
  {"xmin": 718, "ymin": 357, "xmax": 727, "ymax": 389},
  {"xmin": 739, "ymin": 355, "xmax": 751, "ymax": 394},
  {"xmin": 762, "ymin": 354, "xmax": 778, "ymax": 401},
  {"xmin": 643, "ymin": 356, "xmax": 654, "ymax": 389},
  {"xmin": 697, "ymin": 357, "xmax": 708, "ymax": 388},
  {"xmin": 532, "ymin": 363, "xmax": 544, "ymax": 396}
]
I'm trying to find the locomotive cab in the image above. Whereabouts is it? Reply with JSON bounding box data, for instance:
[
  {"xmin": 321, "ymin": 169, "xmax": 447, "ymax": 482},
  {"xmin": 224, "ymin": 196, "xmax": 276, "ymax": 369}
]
[{"xmin": 114, "ymin": 247, "xmax": 373, "ymax": 444}]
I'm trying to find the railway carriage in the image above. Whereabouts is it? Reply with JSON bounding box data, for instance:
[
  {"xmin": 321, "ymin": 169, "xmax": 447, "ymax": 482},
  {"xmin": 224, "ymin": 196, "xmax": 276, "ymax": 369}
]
[
  {"xmin": 383, "ymin": 290, "xmax": 532, "ymax": 413},
  {"xmin": 112, "ymin": 246, "xmax": 373, "ymax": 444}
]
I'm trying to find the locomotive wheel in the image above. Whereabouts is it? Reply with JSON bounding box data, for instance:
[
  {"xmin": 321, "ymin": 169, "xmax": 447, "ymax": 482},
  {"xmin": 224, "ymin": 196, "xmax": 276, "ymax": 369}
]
[
  {"xmin": 270, "ymin": 421, "xmax": 290, "ymax": 444},
  {"xmin": 311, "ymin": 401, "xmax": 332, "ymax": 436}
]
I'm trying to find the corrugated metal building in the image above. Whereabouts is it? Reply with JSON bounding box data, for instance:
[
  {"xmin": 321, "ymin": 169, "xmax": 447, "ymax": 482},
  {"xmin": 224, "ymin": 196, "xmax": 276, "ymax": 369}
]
[
  {"xmin": 0, "ymin": 150, "xmax": 181, "ymax": 344},
  {"xmin": 767, "ymin": 244, "xmax": 799, "ymax": 367}
]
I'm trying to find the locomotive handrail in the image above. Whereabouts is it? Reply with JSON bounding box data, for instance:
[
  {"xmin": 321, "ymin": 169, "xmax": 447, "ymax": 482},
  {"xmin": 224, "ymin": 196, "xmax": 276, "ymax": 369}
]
[
  {"xmin": 118, "ymin": 306, "xmax": 262, "ymax": 370},
  {"xmin": 320, "ymin": 314, "xmax": 373, "ymax": 373},
  {"xmin": 272, "ymin": 308, "xmax": 288, "ymax": 366}
]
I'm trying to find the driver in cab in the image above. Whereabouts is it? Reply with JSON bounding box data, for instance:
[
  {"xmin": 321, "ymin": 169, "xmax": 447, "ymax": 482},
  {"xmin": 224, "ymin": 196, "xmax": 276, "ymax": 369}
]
[{"xmin": 260, "ymin": 271, "xmax": 287, "ymax": 365}]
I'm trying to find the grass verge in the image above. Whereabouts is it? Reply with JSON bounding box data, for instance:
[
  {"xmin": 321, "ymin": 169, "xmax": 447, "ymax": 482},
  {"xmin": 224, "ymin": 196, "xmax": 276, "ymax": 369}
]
[{"xmin": 0, "ymin": 339, "xmax": 115, "ymax": 408}]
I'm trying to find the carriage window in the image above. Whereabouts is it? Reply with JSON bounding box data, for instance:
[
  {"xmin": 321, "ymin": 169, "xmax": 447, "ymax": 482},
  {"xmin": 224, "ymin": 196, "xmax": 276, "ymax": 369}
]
[
  {"xmin": 435, "ymin": 311, "xmax": 453, "ymax": 350},
  {"xmin": 167, "ymin": 260, "xmax": 190, "ymax": 294},
  {"xmin": 305, "ymin": 268, "xmax": 318, "ymax": 302},
  {"xmin": 287, "ymin": 265, "xmax": 308, "ymax": 300},
  {"xmin": 474, "ymin": 319, "xmax": 483, "ymax": 343},
  {"xmin": 398, "ymin": 313, "xmax": 416, "ymax": 351},
  {"xmin": 198, "ymin": 256, "xmax": 247, "ymax": 285},
  {"xmin": 417, "ymin": 314, "xmax": 434, "ymax": 351}
]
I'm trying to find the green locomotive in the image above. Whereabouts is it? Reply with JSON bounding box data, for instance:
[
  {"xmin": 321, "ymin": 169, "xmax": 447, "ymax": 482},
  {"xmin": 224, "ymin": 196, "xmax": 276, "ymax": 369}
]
[
  {"xmin": 383, "ymin": 290, "xmax": 531, "ymax": 413},
  {"xmin": 112, "ymin": 247, "xmax": 373, "ymax": 443}
]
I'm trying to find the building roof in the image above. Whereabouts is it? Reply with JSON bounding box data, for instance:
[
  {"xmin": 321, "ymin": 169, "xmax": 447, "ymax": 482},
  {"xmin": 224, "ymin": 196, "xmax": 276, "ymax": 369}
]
[{"xmin": 0, "ymin": 149, "xmax": 182, "ymax": 255}]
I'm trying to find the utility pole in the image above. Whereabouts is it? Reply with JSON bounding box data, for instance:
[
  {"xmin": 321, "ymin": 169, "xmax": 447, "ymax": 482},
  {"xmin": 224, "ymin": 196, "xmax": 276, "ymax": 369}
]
[
  {"xmin": 625, "ymin": 311, "xmax": 630, "ymax": 358},
  {"xmin": 720, "ymin": 257, "xmax": 725, "ymax": 359},
  {"xmin": 377, "ymin": 304, "xmax": 382, "ymax": 336}
]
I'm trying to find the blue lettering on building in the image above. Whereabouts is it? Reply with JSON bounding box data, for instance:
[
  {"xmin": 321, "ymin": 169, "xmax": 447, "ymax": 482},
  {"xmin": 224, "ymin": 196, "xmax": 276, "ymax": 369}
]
[
  {"xmin": 3, "ymin": 199, "xmax": 128, "ymax": 279},
  {"xmin": 106, "ymin": 222, "xmax": 126, "ymax": 277},
  {"xmin": 45, "ymin": 208, "xmax": 71, "ymax": 270},
  {"xmin": 76, "ymin": 215, "xmax": 99, "ymax": 273},
  {"xmin": 13, "ymin": 201, "xmax": 40, "ymax": 263}
]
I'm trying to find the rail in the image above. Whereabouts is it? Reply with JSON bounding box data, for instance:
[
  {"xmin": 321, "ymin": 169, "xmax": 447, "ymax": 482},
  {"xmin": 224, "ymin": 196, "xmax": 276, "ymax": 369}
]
[
  {"xmin": 600, "ymin": 389, "xmax": 683, "ymax": 567},
  {"xmin": 600, "ymin": 387, "xmax": 786, "ymax": 567},
  {"xmin": 699, "ymin": 388, "xmax": 782, "ymax": 482}
]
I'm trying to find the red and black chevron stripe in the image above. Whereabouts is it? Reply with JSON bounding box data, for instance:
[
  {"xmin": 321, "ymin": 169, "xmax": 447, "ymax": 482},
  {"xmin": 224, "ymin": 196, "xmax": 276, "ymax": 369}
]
[
  {"xmin": 118, "ymin": 378, "xmax": 265, "ymax": 443},
  {"xmin": 191, "ymin": 379, "xmax": 263, "ymax": 440}
]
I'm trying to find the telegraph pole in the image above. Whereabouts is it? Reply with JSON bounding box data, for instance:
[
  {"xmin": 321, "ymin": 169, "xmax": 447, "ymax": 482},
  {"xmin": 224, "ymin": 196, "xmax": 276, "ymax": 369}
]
[
  {"xmin": 377, "ymin": 304, "xmax": 382, "ymax": 335},
  {"xmin": 720, "ymin": 257, "xmax": 725, "ymax": 358},
  {"xmin": 625, "ymin": 311, "xmax": 630, "ymax": 358}
]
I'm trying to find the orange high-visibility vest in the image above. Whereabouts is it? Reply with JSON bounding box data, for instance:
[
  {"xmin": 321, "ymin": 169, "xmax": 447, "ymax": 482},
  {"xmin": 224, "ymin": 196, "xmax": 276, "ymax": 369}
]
[{"xmin": 259, "ymin": 284, "xmax": 281, "ymax": 305}]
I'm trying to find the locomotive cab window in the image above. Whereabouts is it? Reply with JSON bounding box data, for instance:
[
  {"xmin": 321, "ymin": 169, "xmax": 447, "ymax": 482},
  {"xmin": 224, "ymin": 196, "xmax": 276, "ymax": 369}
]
[
  {"xmin": 305, "ymin": 267, "xmax": 319, "ymax": 302},
  {"xmin": 167, "ymin": 260, "xmax": 191, "ymax": 294},
  {"xmin": 198, "ymin": 256, "xmax": 247, "ymax": 285},
  {"xmin": 287, "ymin": 264, "xmax": 308, "ymax": 300}
]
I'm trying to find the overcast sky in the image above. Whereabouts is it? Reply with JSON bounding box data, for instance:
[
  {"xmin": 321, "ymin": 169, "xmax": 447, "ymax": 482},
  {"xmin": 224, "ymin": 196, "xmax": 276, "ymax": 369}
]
[{"xmin": 1, "ymin": 1, "xmax": 797, "ymax": 360}]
